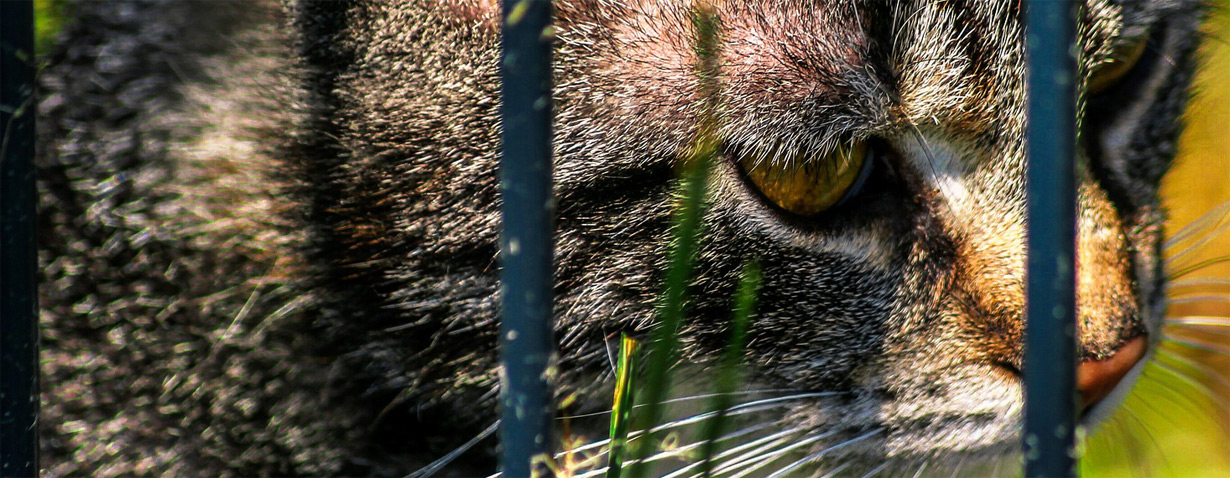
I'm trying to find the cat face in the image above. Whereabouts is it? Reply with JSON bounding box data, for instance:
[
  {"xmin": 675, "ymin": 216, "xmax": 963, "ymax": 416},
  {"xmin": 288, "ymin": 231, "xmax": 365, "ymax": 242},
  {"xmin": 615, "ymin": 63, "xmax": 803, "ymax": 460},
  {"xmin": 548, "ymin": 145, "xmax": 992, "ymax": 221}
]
[{"xmin": 305, "ymin": 0, "xmax": 1203, "ymax": 473}]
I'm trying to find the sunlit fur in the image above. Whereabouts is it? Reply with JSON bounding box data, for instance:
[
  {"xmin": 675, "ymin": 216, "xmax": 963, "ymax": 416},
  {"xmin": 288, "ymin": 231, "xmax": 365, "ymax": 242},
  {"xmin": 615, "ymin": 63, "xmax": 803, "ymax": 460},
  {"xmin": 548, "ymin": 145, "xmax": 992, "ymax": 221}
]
[
  {"xmin": 35, "ymin": 0, "xmax": 1220, "ymax": 476},
  {"xmin": 1074, "ymin": 204, "xmax": 1230, "ymax": 477}
]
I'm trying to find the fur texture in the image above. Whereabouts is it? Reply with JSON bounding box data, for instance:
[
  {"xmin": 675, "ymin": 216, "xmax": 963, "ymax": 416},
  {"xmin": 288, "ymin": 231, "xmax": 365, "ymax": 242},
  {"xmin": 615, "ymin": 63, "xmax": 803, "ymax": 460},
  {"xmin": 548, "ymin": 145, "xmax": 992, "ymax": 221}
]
[{"xmin": 38, "ymin": 0, "xmax": 1204, "ymax": 476}]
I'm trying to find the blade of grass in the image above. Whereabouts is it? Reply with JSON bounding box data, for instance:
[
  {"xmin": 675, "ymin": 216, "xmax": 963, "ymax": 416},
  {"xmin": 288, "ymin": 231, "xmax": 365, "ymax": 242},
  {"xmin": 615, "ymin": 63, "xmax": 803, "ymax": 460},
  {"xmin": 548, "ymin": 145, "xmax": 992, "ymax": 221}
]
[
  {"xmin": 626, "ymin": 2, "xmax": 722, "ymax": 476},
  {"xmin": 700, "ymin": 261, "xmax": 760, "ymax": 478},
  {"xmin": 607, "ymin": 334, "xmax": 640, "ymax": 478}
]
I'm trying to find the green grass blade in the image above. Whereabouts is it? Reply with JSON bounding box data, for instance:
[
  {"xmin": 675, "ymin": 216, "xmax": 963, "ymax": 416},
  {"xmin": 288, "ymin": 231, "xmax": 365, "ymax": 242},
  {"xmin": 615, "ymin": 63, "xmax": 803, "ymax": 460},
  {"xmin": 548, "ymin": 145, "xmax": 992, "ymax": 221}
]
[
  {"xmin": 699, "ymin": 261, "xmax": 760, "ymax": 478},
  {"xmin": 606, "ymin": 334, "xmax": 639, "ymax": 478},
  {"xmin": 626, "ymin": 3, "xmax": 722, "ymax": 476}
]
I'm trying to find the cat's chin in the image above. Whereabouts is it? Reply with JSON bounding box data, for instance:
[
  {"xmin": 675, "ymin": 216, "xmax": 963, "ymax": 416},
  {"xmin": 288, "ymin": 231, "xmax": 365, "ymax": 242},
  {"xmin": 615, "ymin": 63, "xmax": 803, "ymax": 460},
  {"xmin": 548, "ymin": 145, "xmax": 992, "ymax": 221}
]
[
  {"xmin": 867, "ymin": 338, "xmax": 1153, "ymax": 469},
  {"xmin": 555, "ymin": 349, "xmax": 1151, "ymax": 476}
]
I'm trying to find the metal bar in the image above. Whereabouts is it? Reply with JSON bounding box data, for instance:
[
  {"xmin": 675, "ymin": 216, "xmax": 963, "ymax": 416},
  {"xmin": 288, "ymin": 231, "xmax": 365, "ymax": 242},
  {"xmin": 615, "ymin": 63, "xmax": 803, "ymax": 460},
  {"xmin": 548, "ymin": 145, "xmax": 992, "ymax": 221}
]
[
  {"xmin": 1, "ymin": 1, "xmax": 41, "ymax": 477},
  {"xmin": 1023, "ymin": 1, "xmax": 1080, "ymax": 477},
  {"xmin": 498, "ymin": 0, "xmax": 556, "ymax": 476}
]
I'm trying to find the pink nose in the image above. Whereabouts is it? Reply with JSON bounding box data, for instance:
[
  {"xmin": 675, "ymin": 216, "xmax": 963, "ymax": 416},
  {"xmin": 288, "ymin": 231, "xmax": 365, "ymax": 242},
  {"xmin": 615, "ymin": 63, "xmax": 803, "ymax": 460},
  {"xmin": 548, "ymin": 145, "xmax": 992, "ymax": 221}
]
[{"xmin": 1077, "ymin": 336, "xmax": 1147, "ymax": 411}]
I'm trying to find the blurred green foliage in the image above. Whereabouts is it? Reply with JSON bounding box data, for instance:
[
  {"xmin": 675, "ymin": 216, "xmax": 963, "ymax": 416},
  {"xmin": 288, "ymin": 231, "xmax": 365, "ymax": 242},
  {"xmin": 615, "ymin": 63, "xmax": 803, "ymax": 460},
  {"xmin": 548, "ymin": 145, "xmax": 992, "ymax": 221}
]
[{"xmin": 35, "ymin": 0, "xmax": 63, "ymax": 55}]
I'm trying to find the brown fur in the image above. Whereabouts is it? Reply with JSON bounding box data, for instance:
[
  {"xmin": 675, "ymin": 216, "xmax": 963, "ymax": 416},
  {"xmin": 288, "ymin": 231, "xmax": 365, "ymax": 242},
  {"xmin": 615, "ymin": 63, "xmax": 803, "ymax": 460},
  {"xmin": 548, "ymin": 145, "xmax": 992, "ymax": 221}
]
[{"xmin": 38, "ymin": 0, "xmax": 1204, "ymax": 476}]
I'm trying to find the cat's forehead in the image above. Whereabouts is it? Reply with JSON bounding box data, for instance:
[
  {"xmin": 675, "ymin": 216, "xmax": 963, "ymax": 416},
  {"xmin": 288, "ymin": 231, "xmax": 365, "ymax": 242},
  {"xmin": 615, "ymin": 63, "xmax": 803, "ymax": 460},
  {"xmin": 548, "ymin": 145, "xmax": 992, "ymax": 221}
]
[
  {"xmin": 564, "ymin": 0, "xmax": 1140, "ymax": 61},
  {"xmin": 555, "ymin": 0, "xmax": 1147, "ymax": 149}
]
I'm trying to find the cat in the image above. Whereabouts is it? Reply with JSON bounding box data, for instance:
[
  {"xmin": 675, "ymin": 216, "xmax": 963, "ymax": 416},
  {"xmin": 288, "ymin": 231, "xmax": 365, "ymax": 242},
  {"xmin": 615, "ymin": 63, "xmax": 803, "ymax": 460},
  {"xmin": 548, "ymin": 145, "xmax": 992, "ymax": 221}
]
[{"xmin": 36, "ymin": 0, "xmax": 1221, "ymax": 476}]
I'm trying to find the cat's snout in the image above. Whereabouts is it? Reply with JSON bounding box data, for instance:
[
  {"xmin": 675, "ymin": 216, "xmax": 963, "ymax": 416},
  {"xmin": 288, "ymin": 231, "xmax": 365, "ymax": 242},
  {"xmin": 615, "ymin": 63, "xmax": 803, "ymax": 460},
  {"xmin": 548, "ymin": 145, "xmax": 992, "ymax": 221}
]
[{"xmin": 1076, "ymin": 335, "xmax": 1147, "ymax": 411}]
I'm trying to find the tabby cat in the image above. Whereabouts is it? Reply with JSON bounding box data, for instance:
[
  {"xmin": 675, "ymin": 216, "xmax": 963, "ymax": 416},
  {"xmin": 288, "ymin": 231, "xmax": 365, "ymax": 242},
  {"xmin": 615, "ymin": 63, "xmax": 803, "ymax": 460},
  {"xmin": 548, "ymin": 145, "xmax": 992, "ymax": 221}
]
[{"xmin": 37, "ymin": 0, "xmax": 1222, "ymax": 476}]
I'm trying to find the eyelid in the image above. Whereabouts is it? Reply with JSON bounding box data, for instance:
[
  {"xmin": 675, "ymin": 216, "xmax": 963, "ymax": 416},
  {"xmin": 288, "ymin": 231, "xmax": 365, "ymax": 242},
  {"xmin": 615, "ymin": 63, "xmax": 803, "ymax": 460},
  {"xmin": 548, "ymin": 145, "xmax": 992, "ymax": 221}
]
[
  {"xmin": 734, "ymin": 140, "xmax": 872, "ymax": 217},
  {"xmin": 834, "ymin": 145, "xmax": 875, "ymax": 208},
  {"xmin": 1087, "ymin": 32, "xmax": 1150, "ymax": 94}
]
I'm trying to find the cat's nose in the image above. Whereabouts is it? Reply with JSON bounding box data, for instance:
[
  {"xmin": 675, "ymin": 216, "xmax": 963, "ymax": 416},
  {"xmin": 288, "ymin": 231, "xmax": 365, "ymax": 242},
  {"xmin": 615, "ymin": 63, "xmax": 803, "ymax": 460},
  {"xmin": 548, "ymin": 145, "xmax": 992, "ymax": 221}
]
[{"xmin": 1076, "ymin": 336, "xmax": 1147, "ymax": 411}]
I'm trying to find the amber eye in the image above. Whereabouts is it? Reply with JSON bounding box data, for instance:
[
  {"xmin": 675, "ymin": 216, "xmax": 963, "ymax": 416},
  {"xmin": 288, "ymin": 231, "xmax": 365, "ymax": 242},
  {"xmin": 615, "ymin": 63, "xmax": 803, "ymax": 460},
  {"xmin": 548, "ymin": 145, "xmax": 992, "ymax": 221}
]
[
  {"xmin": 1087, "ymin": 33, "xmax": 1149, "ymax": 94},
  {"xmin": 737, "ymin": 140, "xmax": 871, "ymax": 217}
]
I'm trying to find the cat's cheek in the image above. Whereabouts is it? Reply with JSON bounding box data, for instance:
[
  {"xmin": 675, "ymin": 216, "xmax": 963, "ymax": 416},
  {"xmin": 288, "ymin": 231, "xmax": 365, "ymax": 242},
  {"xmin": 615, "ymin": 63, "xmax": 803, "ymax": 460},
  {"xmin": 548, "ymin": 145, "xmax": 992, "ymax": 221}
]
[
  {"xmin": 868, "ymin": 360, "xmax": 1023, "ymax": 459},
  {"xmin": 1122, "ymin": 204, "xmax": 1168, "ymax": 339}
]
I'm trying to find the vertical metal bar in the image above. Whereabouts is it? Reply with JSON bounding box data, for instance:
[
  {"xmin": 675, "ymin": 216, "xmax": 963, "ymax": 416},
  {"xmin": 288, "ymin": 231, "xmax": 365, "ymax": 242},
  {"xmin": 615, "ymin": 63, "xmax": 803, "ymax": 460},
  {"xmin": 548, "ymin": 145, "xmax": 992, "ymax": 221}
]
[
  {"xmin": 498, "ymin": 0, "xmax": 556, "ymax": 476},
  {"xmin": 1, "ymin": 1, "xmax": 40, "ymax": 477},
  {"xmin": 1024, "ymin": 1, "xmax": 1080, "ymax": 477}
]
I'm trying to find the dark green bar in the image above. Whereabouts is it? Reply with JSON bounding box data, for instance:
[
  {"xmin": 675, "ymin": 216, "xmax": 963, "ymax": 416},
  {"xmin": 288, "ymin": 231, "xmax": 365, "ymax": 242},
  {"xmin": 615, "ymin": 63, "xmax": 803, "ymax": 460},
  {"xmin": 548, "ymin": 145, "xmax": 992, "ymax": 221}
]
[
  {"xmin": 498, "ymin": 0, "xmax": 556, "ymax": 476},
  {"xmin": 1024, "ymin": 1, "xmax": 1080, "ymax": 477},
  {"xmin": 1, "ymin": 1, "xmax": 40, "ymax": 477}
]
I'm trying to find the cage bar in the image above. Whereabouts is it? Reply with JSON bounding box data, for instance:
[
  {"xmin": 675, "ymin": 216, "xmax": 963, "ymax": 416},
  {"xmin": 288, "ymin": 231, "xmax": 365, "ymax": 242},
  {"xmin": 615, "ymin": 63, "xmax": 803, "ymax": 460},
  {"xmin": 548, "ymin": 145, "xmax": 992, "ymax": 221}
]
[
  {"xmin": 1023, "ymin": 1, "xmax": 1081, "ymax": 477},
  {"xmin": 498, "ymin": 0, "xmax": 557, "ymax": 476},
  {"xmin": 1, "ymin": 1, "xmax": 41, "ymax": 476}
]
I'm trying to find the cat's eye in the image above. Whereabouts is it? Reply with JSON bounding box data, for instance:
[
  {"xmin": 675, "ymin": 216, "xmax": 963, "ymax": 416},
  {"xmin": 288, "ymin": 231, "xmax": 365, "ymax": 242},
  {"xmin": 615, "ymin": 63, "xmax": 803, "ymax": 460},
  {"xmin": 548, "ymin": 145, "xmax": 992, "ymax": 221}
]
[
  {"xmin": 737, "ymin": 140, "xmax": 872, "ymax": 216},
  {"xmin": 1087, "ymin": 33, "xmax": 1149, "ymax": 94}
]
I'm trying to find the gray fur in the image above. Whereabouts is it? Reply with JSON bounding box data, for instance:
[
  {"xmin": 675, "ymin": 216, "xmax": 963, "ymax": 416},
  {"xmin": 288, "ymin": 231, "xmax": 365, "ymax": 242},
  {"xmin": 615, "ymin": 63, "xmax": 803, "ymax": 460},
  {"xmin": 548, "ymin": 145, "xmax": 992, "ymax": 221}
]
[{"xmin": 38, "ymin": 0, "xmax": 1204, "ymax": 476}]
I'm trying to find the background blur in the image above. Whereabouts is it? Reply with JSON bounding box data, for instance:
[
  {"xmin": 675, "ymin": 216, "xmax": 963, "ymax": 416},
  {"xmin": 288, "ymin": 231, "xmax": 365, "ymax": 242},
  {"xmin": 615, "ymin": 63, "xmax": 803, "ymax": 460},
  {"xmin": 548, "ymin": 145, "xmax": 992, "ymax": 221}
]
[{"xmin": 32, "ymin": 1, "xmax": 1230, "ymax": 476}]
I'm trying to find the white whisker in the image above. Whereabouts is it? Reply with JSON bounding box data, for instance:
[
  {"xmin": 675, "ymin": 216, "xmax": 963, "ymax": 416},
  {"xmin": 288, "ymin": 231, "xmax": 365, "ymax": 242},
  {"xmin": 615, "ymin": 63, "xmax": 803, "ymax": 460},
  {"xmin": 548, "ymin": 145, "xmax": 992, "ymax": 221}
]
[
  {"xmin": 685, "ymin": 429, "xmax": 819, "ymax": 478},
  {"xmin": 1164, "ymin": 295, "xmax": 1230, "ymax": 305},
  {"xmin": 763, "ymin": 428, "xmax": 884, "ymax": 478},
  {"xmin": 646, "ymin": 392, "xmax": 838, "ymax": 431},
  {"xmin": 1155, "ymin": 347, "xmax": 1230, "ymax": 391},
  {"xmin": 1167, "ymin": 255, "xmax": 1230, "ymax": 279},
  {"xmin": 409, "ymin": 421, "xmax": 498, "ymax": 478},
  {"xmin": 860, "ymin": 460, "xmax": 893, "ymax": 478},
  {"xmin": 1164, "ymin": 316, "xmax": 1230, "ymax": 327},
  {"xmin": 660, "ymin": 428, "xmax": 795, "ymax": 478},
  {"xmin": 621, "ymin": 421, "xmax": 778, "ymax": 472},
  {"xmin": 1167, "ymin": 277, "xmax": 1230, "ymax": 290},
  {"xmin": 1165, "ymin": 218, "xmax": 1230, "ymax": 267},
  {"xmin": 947, "ymin": 456, "xmax": 966, "ymax": 478},
  {"xmin": 569, "ymin": 466, "xmax": 607, "ymax": 478},
  {"xmin": 1162, "ymin": 335, "xmax": 1230, "ymax": 356},
  {"xmin": 720, "ymin": 432, "xmax": 838, "ymax": 478},
  {"xmin": 1141, "ymin": 365, "xmax": 1218, "ymax": 419},
  {"xmin": 1165, "ymin": 199, "xmax": 1230, "ymax": 249},
  {"xmin": 817, "ymin": 461, "xmax": 852, "ymax": 478},
  {"xmin": 654, "ymin": 428, "xmax": 806, "ymax": 478},
  {"xmin": 1149, "ymin": 359, "xmax": 1229, "ymax": 410},
  {"xmin": 557, "ymin": 389, "xmax": 812, "ymax": 420},
  {"xmin": 1165, "ymin": 323, "xmax": 1230, "ymax": 336},
  {"xmin": 563, "ymin": 393, "xmax": 824, "ymax": 457}
]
